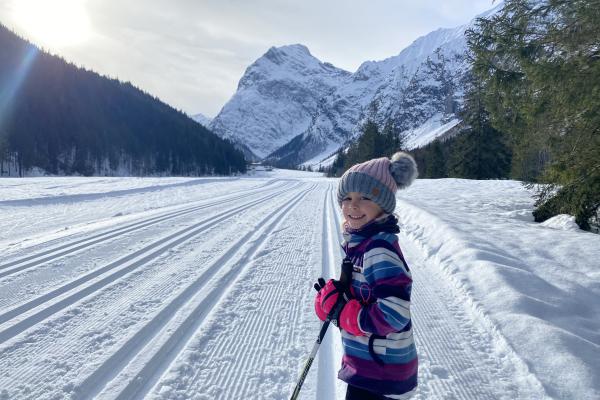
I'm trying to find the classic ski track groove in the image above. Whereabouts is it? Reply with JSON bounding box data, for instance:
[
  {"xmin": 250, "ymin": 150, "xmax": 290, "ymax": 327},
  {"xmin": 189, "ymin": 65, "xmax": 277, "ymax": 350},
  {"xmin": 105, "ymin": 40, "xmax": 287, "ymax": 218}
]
[
  {"xmin": 0, "ymin": 178, "xmax": 279, "ymax": 270},
  {"xmin": 315, "ymin": 184, "xmax": 341, "ymax": 400},
  {"xmin": 327, "ymin": 184, "xmax": 346, "ymax": 399},
  {"xmin": 0, "ymin": 180, "xmax": 288, "ymax": 280},
  {"xmin": 84, "ymin": 184, "xmax": 318, "ymax": 400},
  {"xmin": 0, "ymin": 182, "xmax": 303, "ymax": 344},
  {"xmin": 397, "ymin": 203, "xmax": 548, "ymax": 399},
  {"xmin": 141, "ymin": 183, "xmax": 324, "ymax": 399},
  {"xmin": 0, "ymin": 180, "xmax": 292, "ymax": 312},
  {"xmin": 410, "ymin": 261, "xmax": 500, "ymax": 399},
  {"xmin": 224, "ymin": 184, "xmax": 325, "ymax": 400}
]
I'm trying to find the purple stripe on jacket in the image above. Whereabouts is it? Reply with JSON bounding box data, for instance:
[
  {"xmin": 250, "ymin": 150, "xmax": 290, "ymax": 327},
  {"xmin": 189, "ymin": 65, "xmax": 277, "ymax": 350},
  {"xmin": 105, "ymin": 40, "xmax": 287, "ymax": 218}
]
[
  {"xmin": 340, "ymin": 354, "xmax": 418, "ymax": 381},
  {"xmin": 376, "ymin": 274, "xmax": 412, "ymax": 287},
  {"xmin": 361, "ymin": 303, "xmax": 397, "ymax": 336},
  {"xmin": 341, "ymin": 369, "xmax": 418, "ymax": 396}
]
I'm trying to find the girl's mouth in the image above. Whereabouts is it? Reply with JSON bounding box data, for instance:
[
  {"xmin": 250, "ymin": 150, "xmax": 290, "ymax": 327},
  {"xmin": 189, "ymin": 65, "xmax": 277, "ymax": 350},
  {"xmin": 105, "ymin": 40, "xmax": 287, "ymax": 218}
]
[{"xmin": 348, "ymin": 215, "xmax": 365, "ymax": 220}]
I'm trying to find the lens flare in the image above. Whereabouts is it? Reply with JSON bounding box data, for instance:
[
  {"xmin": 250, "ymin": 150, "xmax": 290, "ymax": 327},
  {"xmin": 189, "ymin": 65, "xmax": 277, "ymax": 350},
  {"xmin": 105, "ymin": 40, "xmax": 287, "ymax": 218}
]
[{"xmin": 0, "ymin": 46, "xmax": 39, "ymax": 131}]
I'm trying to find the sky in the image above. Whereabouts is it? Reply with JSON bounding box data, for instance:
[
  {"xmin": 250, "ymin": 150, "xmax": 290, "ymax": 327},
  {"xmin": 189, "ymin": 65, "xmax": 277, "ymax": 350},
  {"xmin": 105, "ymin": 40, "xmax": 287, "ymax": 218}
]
[{"xmin": 0, "ymin": 0, "xmax": 497, "ymax": 117}]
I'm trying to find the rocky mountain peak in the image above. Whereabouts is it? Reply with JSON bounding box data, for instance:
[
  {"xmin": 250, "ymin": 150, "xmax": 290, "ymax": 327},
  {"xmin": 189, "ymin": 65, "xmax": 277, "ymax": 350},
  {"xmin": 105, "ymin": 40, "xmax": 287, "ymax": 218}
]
[
  {"xmin": 209, "ymin": 3, "xmax": 503, "ymax": 168},
  {"xmin": 237, "ymin": 44, "xmax": 350, "ymax": 92},
  {"xmin": 263, "ymin": 44, "xmax": 312, "ymax": 64}
]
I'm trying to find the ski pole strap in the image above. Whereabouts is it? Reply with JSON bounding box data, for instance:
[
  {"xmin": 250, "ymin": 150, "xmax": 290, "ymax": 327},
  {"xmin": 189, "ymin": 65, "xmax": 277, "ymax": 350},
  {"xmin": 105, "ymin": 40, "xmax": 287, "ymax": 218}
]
[
  {"xmin": 368, "ymin": 334, "xmax": 386, "ymax": 366},
  {"xmin": 328, "ymin": 293, "xmax": 347, "ymax": 326}
]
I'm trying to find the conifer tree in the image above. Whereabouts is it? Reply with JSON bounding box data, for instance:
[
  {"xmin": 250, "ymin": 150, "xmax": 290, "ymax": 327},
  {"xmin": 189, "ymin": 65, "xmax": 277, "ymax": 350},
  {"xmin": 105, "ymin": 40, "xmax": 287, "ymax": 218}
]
[
  {"xmin": 327, "ymin": 148, "xmax": 346, "ymax": 177},
  {"xmin": 449, "ymin": 75, "xmax": 511, "ymax": 179},
  {"xmin": 0, "ymin": 133, "xmax": 7, "ymax": 175},
  {"xmin": 382, "ymin": 121, "xmax": 404, "ymax": 156},
  {"xmin": 425, "ymin": 140, "xmax": 446, "ymax": 178},
  {"xmin": 467, "ymin": 0, "xmax": 599, "ymax": 229},
  {"xmin": 343, "ymin": 120, "xmax": 379, "ymax": 170},
  {"xmin": 329, "ymin": 120, "xmax": 406, "ymax": 177}
]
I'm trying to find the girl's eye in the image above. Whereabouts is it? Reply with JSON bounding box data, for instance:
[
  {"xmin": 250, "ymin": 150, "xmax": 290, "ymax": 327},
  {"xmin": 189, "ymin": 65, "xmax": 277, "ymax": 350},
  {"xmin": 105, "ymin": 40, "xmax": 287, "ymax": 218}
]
[{"xmin": 342, "ymin": 196, "xmax": 370, "ymax": 202}]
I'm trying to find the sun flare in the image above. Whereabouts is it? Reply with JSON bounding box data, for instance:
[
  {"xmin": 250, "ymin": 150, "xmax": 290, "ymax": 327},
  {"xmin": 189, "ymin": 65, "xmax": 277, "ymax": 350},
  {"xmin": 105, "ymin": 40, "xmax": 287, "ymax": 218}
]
[{"xmin": 13, "ymin": 0, "xmax": 92, "ymax": 49}]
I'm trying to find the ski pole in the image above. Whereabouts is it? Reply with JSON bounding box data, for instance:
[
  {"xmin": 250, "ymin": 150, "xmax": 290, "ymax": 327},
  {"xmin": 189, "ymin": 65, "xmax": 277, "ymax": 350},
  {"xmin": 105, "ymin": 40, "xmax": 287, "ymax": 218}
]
[{"xmin": 289, "ymin": 257, "xmax": 353, "ymax": 400}]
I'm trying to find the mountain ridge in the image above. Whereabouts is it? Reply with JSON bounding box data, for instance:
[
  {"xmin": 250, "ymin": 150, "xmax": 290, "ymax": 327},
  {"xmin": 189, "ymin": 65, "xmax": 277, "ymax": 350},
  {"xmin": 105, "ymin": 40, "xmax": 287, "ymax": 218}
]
[{"xmin": 209, "ymin": 4, "xmax": 503, "ymax": 168}]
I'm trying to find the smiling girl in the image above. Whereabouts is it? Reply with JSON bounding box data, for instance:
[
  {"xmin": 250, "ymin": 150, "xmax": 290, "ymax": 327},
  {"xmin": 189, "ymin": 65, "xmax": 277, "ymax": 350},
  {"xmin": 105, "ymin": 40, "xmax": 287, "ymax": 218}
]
[{"xmin": 315, "ymin": 152, "xmax": 419, "ymax": 400}]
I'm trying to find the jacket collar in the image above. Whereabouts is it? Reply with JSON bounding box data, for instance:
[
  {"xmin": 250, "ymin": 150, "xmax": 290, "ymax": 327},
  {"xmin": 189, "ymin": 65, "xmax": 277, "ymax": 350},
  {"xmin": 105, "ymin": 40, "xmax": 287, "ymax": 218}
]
[{"xmin": 343, "ymin": 214, "xmax": 400, "ymax": 247}]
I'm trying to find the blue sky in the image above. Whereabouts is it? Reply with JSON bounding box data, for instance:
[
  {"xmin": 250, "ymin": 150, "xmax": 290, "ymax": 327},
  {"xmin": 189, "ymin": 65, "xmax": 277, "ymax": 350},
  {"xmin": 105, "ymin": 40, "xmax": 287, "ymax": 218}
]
[{"xmin": 0, "ymin": 0, "xmax": 497, "ymax": 116}]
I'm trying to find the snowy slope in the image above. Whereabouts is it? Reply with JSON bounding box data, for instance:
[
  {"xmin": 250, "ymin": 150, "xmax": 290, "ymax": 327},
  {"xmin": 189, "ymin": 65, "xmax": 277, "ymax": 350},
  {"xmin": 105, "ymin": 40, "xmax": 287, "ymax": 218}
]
[
  {"xmin": 0, "ymin": 173, "xmax": 598, "ymax": 400},
  {"xmin": 209, "ymin": 45, "xmax": 350, "ymax": 160},
  {"xmin": 192, "ymin": 113, "xmax": 213, "ymax": 127},
  {"xmin": 396, "ymin": 179, "xmax": 600, "ymax": 400},
  {"xmin": 402, "ymin": 114, "xmax": 461, "ymax": 150}
]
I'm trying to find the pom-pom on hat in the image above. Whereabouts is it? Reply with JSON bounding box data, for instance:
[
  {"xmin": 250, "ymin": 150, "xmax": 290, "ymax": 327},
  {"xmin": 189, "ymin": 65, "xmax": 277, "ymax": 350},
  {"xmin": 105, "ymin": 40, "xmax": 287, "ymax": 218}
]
[{"xmin": 337, "ymin": 152, "xmax": 418, "ymax": 214}]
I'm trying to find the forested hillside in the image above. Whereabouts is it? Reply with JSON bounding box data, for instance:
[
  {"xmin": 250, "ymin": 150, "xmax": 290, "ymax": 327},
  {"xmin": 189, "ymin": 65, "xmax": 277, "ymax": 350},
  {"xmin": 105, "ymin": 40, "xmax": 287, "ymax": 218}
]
[{"xmin": 0, "ymin": 24, "xmax": 246, "ymax": 177}]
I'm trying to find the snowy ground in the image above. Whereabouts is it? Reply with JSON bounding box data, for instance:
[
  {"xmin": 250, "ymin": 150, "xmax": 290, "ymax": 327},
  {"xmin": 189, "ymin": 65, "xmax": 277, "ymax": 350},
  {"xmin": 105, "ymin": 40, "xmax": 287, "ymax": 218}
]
[{"xmin": 0, "ymin": 170, "xmax": 598, "ymax": 400}]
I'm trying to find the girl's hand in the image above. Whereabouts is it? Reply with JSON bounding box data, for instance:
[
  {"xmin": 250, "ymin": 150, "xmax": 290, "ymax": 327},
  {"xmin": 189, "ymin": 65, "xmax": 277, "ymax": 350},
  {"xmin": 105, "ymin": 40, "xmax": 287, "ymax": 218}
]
[
  {"xmin": 314, "ymin": 279, "xmax": 343, "ymax": 321},
  {"xmin": 338, "ymin": 299, "xmax": 364, "ymax": 336},
  {"xmin": 313, "ymin": 278, "xmax": 326, "ymax": 292}
]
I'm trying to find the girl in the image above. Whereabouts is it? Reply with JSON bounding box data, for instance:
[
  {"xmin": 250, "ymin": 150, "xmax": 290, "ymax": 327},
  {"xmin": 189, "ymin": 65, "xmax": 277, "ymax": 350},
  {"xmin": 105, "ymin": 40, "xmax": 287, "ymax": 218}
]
[{"xmin": 315, "ymin": 152, "xmax": 419, "ymax": 400}]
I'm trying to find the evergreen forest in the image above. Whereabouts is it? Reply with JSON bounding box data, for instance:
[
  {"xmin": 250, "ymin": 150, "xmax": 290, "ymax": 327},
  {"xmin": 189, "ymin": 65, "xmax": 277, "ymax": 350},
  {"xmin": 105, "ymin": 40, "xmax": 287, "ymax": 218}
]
[{"xmin": 0, "ymin": 24, "xmax": 246, "ymax": 177}]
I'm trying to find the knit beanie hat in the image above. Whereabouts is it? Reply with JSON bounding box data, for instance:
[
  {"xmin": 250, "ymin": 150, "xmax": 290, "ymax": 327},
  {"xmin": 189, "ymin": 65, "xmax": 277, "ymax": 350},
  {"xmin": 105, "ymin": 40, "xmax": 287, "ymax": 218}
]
[{"xmin": 337, "ymin": 152, "xmax": 418, "ymax": 214}]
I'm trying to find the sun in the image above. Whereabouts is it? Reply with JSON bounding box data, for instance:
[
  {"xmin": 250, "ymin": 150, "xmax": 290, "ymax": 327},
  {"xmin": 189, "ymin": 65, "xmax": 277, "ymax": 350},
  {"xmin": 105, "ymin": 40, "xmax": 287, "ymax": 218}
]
[{"xmin": 13, "ymin": 0, "xmax": 92, "ymax": 49}]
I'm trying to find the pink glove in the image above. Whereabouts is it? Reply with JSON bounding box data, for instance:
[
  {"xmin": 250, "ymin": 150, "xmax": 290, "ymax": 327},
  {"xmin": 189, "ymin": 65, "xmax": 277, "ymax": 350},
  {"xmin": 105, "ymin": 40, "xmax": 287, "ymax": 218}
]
[
  {"xmin": 339, "ymin": 299, "xmax": 364, "ymax": 336},
  {"xmin": 314, "ymin": 279, "xmax": 340, "ymax": 321}
]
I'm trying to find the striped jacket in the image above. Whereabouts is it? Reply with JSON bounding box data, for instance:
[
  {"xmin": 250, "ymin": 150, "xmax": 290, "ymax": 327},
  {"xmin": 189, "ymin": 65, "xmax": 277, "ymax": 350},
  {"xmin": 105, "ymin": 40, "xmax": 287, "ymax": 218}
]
[{"xmin": 338, "ymin": 215, "xmax": 418, "ymax": 397}]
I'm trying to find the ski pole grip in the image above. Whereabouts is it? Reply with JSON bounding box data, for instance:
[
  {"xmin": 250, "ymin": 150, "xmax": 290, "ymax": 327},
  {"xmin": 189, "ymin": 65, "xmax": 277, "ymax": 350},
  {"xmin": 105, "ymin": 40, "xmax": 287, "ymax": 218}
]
[{"xmin": 339, "ymin": 257, "xmax": 353, "ymax": 292}]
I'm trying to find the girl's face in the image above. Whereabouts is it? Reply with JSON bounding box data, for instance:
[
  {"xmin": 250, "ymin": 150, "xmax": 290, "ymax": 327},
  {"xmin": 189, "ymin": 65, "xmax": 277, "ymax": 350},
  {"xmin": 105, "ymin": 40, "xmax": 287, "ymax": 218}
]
[{"xmin": 341, "ymin": 191, "xmax": 384, "ymax": 230}]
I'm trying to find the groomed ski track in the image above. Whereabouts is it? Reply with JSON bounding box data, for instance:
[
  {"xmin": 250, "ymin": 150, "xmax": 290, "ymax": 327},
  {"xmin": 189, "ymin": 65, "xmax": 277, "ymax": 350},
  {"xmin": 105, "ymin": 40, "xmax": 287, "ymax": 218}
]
[{"xmin": 0, "ymin": 177, "xmax": 549, "ymax": 400}]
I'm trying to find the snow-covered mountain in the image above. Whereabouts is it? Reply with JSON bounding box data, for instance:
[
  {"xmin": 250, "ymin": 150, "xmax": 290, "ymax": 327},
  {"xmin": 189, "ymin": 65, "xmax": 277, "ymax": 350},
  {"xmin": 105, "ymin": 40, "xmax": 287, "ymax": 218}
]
[
  {"xmin": 209, "ymin": 44, "xmax": 350, "ymax": 163},
  {"xmin": 191, "ymin": 113, "xmax": 212, "ymax": 127},
  {"xmin": 209, "ymin": 4, "xmax": 503, "ymax": 167}
]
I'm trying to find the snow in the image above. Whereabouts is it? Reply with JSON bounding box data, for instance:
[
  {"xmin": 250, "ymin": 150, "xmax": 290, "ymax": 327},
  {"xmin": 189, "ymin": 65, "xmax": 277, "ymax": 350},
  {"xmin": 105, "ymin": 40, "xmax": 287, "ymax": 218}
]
[
  {"xmin": 0, "ymin": 172, "xmax": 598, "ymax": 400},
  {"xmin": 539, "ymin": 214, "xmax": 580, "ymax": 231},
  {"xmin": 402, "ymin": 113, "xmax": 461, "ymax": 150},
  {"xmin": 355, "ymin": 24, "xmax": 467, "ymax": 80},
  {"xmin": 210, "ymin": 45, "xmax": 350, "ymax": 159},
  {"xmin": 396, "ymin": 179, "xmax": 600, "ymax": 400},
  {"xmin": 191, "ymin": 113, "xmax": 213, "ymax": 127},
  {"xmin": 300, "ymin": 142, "xmax": 341, "ymax": 169}
]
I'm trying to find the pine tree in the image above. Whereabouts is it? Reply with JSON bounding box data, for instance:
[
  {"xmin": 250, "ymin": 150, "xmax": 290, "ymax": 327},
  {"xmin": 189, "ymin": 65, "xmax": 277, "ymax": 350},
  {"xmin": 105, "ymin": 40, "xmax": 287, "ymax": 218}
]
[
  {"xmin": 449, "ymin": 75, "xmax": 511, "ymax": 179},
  {"xmin": 330, "ymin": 120, "xmax": 405, "ymax": 177},
  {"xmin": 327, "ymin": 148, "xmax": 346, "ymax": 177},
  {"xmin": 467, "ymin": 0, "xmax": 600, "ymax": 229},
  {"xmin": 382, "ymin": 121, "xmax": 404, "ymax": 155},
  {"xmin": 425, "ymin": 140, "xmax": 446, "ymax": 178}
]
